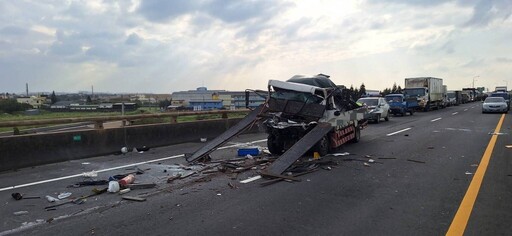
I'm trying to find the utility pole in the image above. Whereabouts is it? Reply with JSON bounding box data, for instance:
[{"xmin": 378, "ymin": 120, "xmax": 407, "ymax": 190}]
[{"xmin": 472, "ymin": 75, "xmax": 479, "ymax": 88}]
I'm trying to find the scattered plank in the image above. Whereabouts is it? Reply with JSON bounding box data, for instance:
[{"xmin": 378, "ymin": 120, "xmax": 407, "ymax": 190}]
[
  {"xmin": 122, "ymin": 196, "xmax": 146, "ymax": 202},
  {"xmin": 407, "ymin": 159, "xmax": 426, "ymax": 164}
]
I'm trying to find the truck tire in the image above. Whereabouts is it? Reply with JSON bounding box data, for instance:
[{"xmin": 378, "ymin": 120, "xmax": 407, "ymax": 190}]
[
  {"xmin": 385, "ymin": 114, "xmax": 389, "ymax": 121},
  {"xmin": 267, "ymin": 134, "xmax": 284, "ymax": 155},
  {"xmin": 424, "ymin": 103, "xmax": 430, "ymax": 112},
  {"xmin": 375, "ymin": 114, "xmax": 380, "ymax": 124},
  {"xmin": 351, "ymin": 126, "xmax": 361, "ymax": 143},
  {"xmin": 314, "ymin": 135, "xmax": 330, "ymax": 156},
  {"xmin": 409, "ymin": 110, "xmax": 414, "ymax": 115}
]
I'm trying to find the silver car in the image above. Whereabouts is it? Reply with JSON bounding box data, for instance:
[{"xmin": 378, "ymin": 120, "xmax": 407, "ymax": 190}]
[
  {"xmin": 482, "ymin": 97, "xmax": 508, "ymax": 113},
  {"xmin": 357, "ymin": 97, "xmax": 390, "ymax": 123}
]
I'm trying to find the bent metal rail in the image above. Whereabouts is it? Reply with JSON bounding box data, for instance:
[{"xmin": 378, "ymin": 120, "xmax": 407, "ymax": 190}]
[{"xmin": 0, "ymin": 109, "xmax": 250, "ymax": 129}]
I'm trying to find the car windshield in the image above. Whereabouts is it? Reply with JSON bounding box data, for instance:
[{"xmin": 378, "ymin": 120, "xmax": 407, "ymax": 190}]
[
  {"xmin": 485, "ymin": 97, "xmax": 505, "ymax": 103},
  {"xmin": 447, "ymin": 93, "xmax": 455, "ymax": 98},
  {"xmin": 404, "ymin": 88, "xmax": 426, "ymax": 97},
  {"xmin": 385, "ymin": 96, "xmax": 402, "ymax": 102},
  {"xmin": 490, "ymin": 93, "xmax": 510, "ymax": 100},
  {"xmin": 357, "ymin": 98, "xmax": 378, "ymax": 106}
]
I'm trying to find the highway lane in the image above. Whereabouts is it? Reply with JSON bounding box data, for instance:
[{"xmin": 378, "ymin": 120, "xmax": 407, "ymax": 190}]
[{"xmin": 1, "ymin": 102, "xmax": 510, "ymax": 235}]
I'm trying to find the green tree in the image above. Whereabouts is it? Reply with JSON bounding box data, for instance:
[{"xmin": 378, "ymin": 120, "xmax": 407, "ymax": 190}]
[
  {"xmin": 0, "ymin": 99, "xmax": 32, "ymax": 114},
  {"xmin": 397, "ymin": 85, "xmax": 402, "ymax": 94},
  {"xmin": 159, "ymin": 99, "xmax": 171, "ymax": 109},
  {"xmin": 358, "ymin": 83, "xmax": 366, "ymax": 98},
  {"xmin": 391, "ymin": 83, "xmax": 398, "ymax": 94},
  {"xmin": 50, "ymin": 91, "xmax": 58, "ymax": 104}
]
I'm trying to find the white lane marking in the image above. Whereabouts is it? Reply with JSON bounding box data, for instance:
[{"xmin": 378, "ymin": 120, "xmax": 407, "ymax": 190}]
[
  {"xmin": 0, "ymin": 139, "xmax": 268, "ymax": 192},
  {"xmin": 464, "ymin": 109, "xmax": 468, "ymax": 111},
  {"xmin": 386, "ymin": 128, "xmax": 411, "ymax": 136},
  {"xmin": 240, "ymin": 175, "xmax": 262, "ymax": 184},
  {"xmin": 471, "ymin": 107, "xmax": 475, "ymax": 109},
  {"xmin": 431, "ymin": 117, "xmax": 442, "ymax": 122},
  {"xmin": 452, "ymin": 112, "xmax": 458, "ymax": 115}
]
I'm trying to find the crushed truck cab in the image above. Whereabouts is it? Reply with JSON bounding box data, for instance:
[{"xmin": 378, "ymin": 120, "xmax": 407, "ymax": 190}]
[
  {"xmin": 265, "ymin": 75, "xmax": 367, "ymax": 157},
  {"xmin": 188, "ymin": 74, "xmax": 367, "ymax": 175}
]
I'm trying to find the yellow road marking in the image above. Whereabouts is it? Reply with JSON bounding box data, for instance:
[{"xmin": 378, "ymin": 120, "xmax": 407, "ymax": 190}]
[{"xmin": 446, "ymin": 114, "xmax": 506, "ymax": 236}]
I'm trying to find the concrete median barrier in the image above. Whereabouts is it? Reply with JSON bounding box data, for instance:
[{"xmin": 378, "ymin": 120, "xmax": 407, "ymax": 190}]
[{"xmin": 0, "ymin": 118, "xmax": 261, "ymax": 172}]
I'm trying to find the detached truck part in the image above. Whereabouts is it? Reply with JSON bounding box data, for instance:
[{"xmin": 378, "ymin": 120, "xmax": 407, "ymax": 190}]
[{"xmin": 403, "ymin": 77, "xmax": 444, "ymax": 111}]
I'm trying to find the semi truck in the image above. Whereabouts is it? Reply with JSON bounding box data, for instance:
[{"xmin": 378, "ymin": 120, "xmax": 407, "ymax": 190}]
[
  {"xmin": 495, "ymin": 86, "xmax": 508, "ymax": 92},
  {"xmin": 447, "ymin": 90, "xmax": 462, "ymax": 106},
  {"xmin": 403, "ymin": 77, "xmax": 444, "ymax": 111},
  {"xmin": 187, "ymin": 74, "xmax": 368, "ymax": 176}
]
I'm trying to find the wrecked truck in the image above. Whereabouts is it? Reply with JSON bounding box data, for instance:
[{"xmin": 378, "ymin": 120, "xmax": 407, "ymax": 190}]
[
  {"xmin": 264, "ymin": 75, "xmax": 368, "ymax": 156},
  {"xmin": 187, "ymin": 74, "xmax": 368, "ymax": 175}
]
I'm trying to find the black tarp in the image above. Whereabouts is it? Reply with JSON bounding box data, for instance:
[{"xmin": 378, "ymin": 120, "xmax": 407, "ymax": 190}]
[{"xmin": 286, "ymin": 74, "xmax": 337, "ymax": 88}]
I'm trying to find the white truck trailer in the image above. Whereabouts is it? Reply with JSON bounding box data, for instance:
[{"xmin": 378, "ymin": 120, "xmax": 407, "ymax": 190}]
[{"xmin": 403, "ymin": 77, "xmax": 444, "ymax": 111}]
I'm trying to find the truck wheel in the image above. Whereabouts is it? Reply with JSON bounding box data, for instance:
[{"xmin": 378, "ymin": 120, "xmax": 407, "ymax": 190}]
[
  {"xmin": 267, "ymin": 134, "xmax": 283, "ymax": 155},
  {"xmin": 351, "ymin": 126, "xmax": 361, "ymax": 143},
  {"xmin": 314, "ymin": 135, "xmax": 330, "ymax": 156},
  {"xmin": 375, "ymin": 114, "xmax": 380, "ymax": 124},
  {"xmin": 385, "ymin": 114, "xmax": 389, "ymax": 121},
  {"xmin": 409, "ymin": 110, "xmax": 414, "ymax": 115}
]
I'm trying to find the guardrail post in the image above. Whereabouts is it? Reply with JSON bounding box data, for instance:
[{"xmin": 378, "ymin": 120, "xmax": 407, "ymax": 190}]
[
  {"xmin": 94, "ymin": 121, "xmax": 104, "ymax": 129},
  {"xmin": 221, "ymin": 112, "xmax": 228, "ymax": 119},
  {"xmin": 170, "ymin": 115, "xmax": 177, "ymax": 124}
]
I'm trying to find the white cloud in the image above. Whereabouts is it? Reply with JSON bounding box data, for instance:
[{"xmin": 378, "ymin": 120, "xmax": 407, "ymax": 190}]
[{"xmin": 0, "ymin": 0, "xmax": 510, "ymax": 93}]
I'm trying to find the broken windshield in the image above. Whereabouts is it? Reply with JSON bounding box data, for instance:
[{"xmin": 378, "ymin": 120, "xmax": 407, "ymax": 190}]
[{"xmin": 271, "ymin": 88, "xmax": 323, "ymax": 104}]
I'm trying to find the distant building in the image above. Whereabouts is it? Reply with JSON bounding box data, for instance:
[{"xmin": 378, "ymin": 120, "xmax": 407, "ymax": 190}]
[
  {"xmin": 50, "ymin": 101, "xmax": 74, "ymax": 110},
  {"xmin": 16, "ymin": 96, "xmax": 49, "ymax": 108},
  {"xmin": 171, "ymin": 87, "xmax": 265, "ymax": 109},
  {"xmin": 171, "ymin": 87, "xmax": 226, "ymax": 108},
  {"xmin": 189, "ymin": 100, "xmax": 224, "ymax": 110}
]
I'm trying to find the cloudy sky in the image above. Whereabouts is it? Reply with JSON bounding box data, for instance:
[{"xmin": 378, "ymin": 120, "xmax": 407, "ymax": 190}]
[{"xmin": 0, "ymin": 0, "xmax": 511, "ymax": 94}]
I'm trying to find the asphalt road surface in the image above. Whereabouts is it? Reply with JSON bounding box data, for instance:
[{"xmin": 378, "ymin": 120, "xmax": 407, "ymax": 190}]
[{"xmin": 1, "ymin": 102, "xmax": 510, "ymax": 236}]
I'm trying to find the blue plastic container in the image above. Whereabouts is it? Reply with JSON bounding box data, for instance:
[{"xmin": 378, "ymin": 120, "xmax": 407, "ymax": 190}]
[{"xmin": 237, "ymin": 147, "xmax": 260, "ymax": 157}]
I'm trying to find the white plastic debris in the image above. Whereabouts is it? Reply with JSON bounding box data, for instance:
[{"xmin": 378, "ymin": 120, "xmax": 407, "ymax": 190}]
[
  {"xmin": 119, "ymin": 189, "xmax": 131, "ymax": 195},
  {"xmin": 331, "ymin": 152, "xmax": 350, "ymax": 156},
  {"xmin": 121, "ymin": 147, "xmax": 128, "ymax": 154},
  {"xmin": 108, "ymin": 181, "xmax": 120, "ymax": 193},
  {"xmin": 45, "ymin": 195, "xmax": 59, "ymax": 203},
  {"xmin": 57, "ymin": 192, "xmax": 72, "ymax": 199},
  {"xmin": 13, "ymin": 211, "xmax": 29, "ymax": 216},
  {"xmin": 368, "ymin": 159, "xmax": 375, "ymax": 163},
  {"xmin": 81, "ymin": 162, "xmax": 90, "ymax": 165},
  {"xmin": 82, "ymin": 170, "xmax": 98, "ymax": 177},
  {"xmin": 363, "ymin": 162, "xmax": 370, "ymax": 167},
  {"xmin": 465, "ymin": 171, "xmax": 473, "ymax": 175},
  {"xmin": 200, "ymin": 138, "xmax": 207, "ymax": 142}
]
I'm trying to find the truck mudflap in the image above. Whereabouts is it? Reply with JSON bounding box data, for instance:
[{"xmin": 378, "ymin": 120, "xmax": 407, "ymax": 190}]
[
  {"xmin": 186, "ymin": 104, "xmax": 265, "ymax": 163},
  {"xmin": 262, "ymin": 122, "xmax": 332, "ymax": 176},
  {"xmin": 330, "ymin": 125, "xmax": 355, "ymax": 148}
]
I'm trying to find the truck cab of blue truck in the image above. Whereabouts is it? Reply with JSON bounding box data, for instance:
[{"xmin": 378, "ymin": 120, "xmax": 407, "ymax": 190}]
[{"xmin": 385, "ymin": 94, "xmax": 418, "ymax": 116}]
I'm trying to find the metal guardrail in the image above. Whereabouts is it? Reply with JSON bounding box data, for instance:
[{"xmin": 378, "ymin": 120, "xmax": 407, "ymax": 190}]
[{"xmin": 0, "ymin": 109, "xmax": 250, "ymax": 129}]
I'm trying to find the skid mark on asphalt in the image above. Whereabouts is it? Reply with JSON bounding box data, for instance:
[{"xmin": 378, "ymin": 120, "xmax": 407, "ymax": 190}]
[
  {"xmin": 446, "ymin": 114, "xmax": 506, "ymax": 235},
  {"xmin": 0, "ymin": 139, "xmax": 268, "ymax": 192}
]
